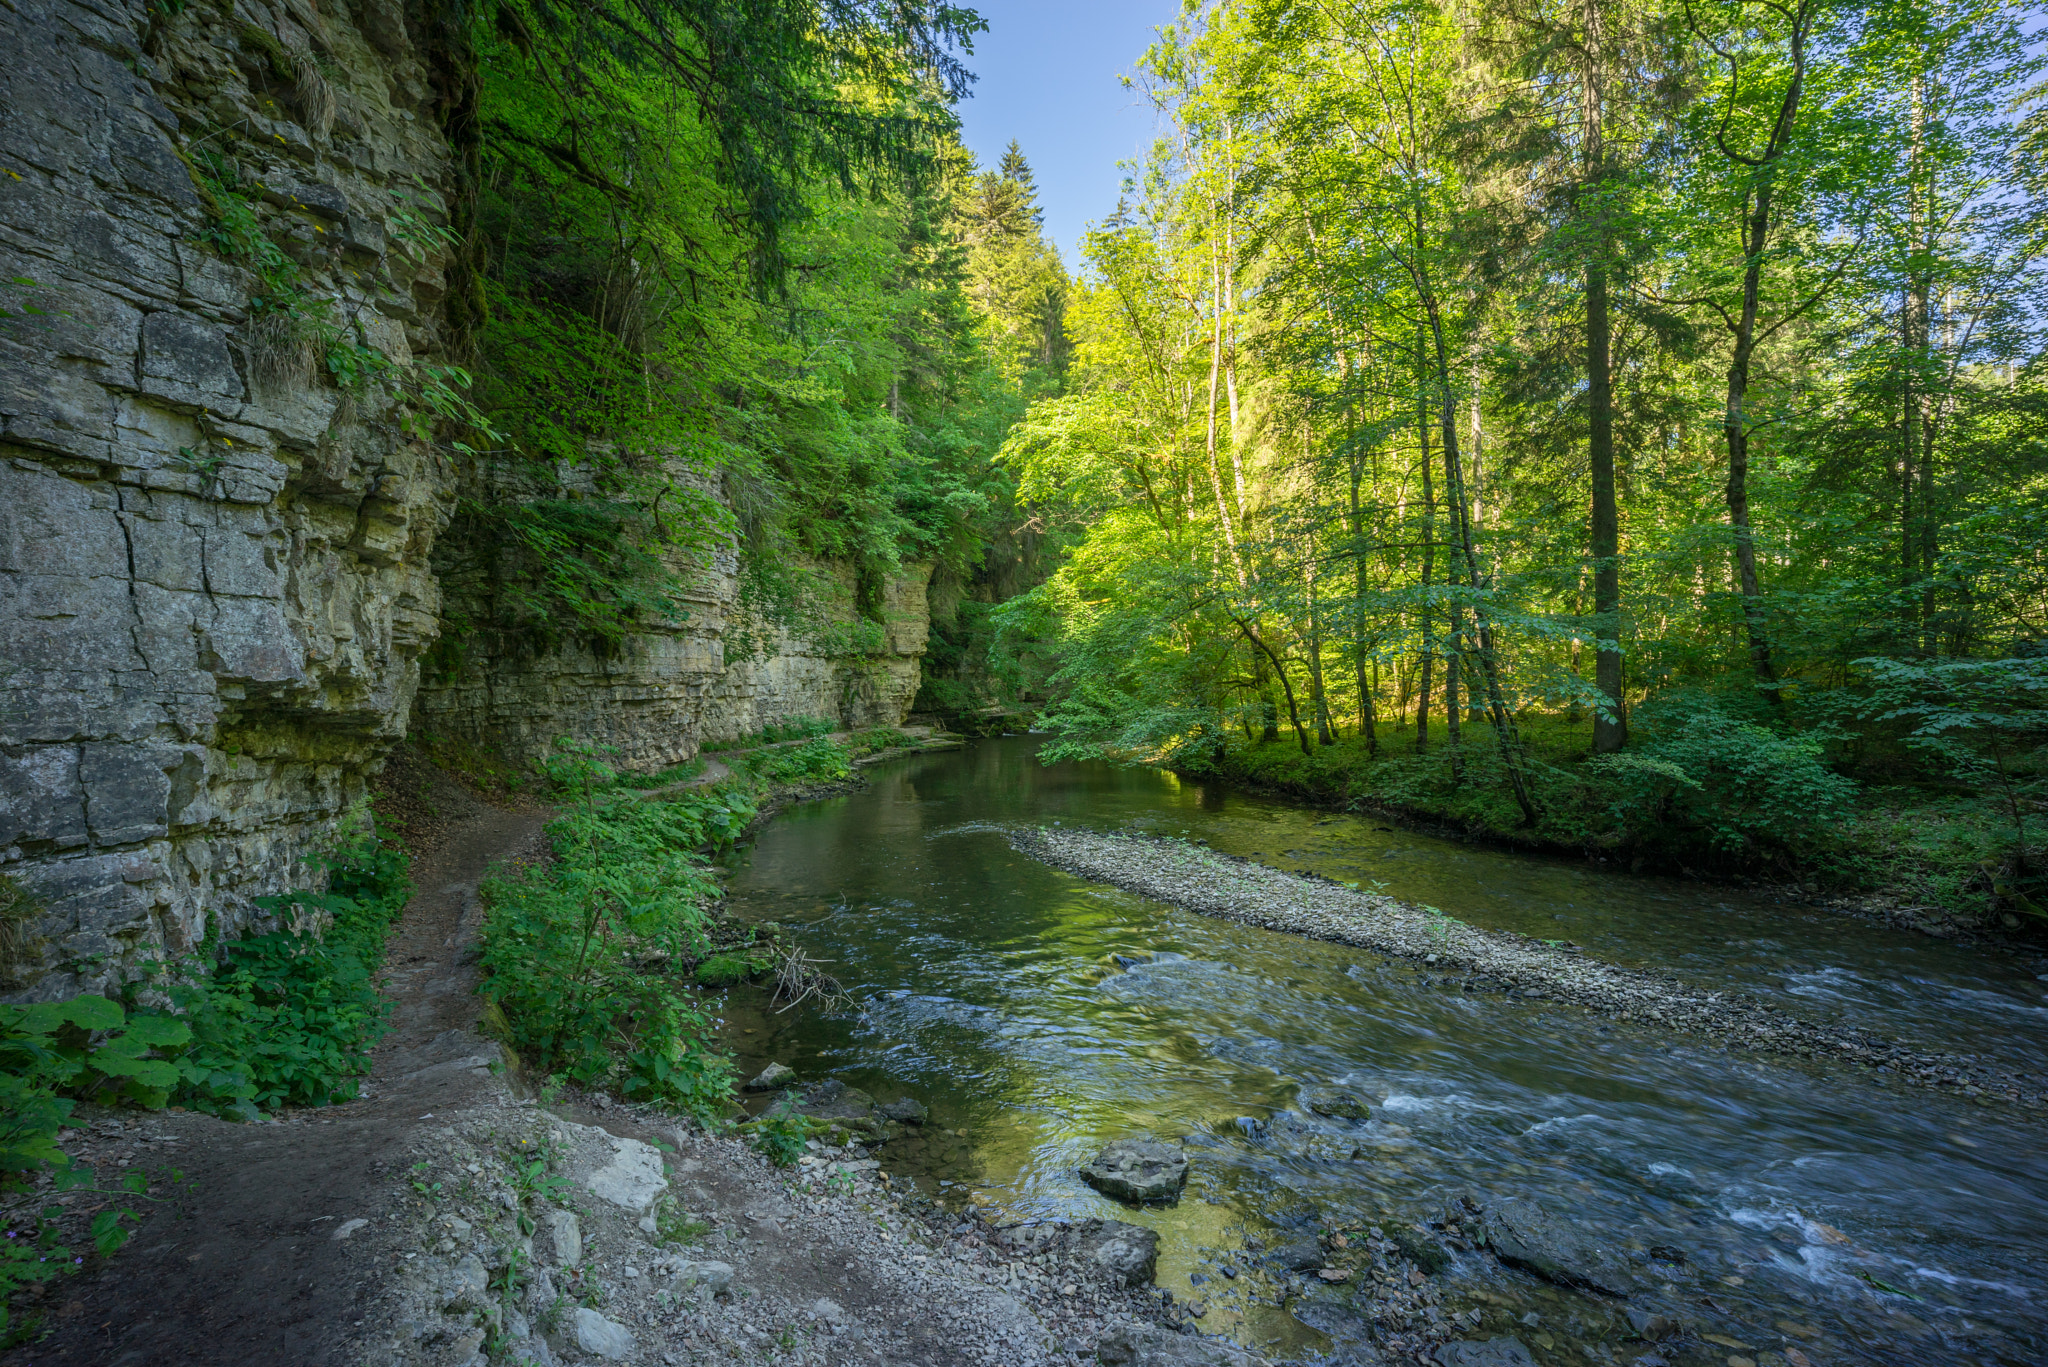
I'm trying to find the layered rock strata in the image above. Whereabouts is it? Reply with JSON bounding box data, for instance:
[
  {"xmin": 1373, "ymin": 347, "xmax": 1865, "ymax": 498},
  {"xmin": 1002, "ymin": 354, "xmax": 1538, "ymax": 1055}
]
[
  {"xmin": 0, "ymin": 0, "xmax": 462, "ymax": 994},
  {"xmin": 412, "ymin": 531, "xmax": 933, "ymax": 772},
  {"xmin": 0, "ymin": 0, "xmax": 937, "ymax": 997}
]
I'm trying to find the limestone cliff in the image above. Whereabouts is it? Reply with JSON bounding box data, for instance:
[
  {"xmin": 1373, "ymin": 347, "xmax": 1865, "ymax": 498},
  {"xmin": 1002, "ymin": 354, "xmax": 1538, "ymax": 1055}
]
[
  {"xmin": 412, "ymin": 532, "xmax": 933, "ymax": 773},
  {"xmin": 0, "ymin": 0, "xmax": 934, "ymax": 998},
  {"xmin": 0, "ymin": 0, "xmax": 462, "ymax": 996}
]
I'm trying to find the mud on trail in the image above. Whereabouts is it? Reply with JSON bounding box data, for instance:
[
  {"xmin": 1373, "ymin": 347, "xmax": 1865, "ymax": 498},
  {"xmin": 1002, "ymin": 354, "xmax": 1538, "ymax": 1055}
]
[{"xmin": 4, "ymin": 759, "xmax": 549, "ymax": 1367}]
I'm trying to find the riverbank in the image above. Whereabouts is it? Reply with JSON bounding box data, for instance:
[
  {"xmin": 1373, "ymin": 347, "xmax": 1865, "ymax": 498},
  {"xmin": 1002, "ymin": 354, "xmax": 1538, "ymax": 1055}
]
[
  {"xmin": 15, "ymin": 730, "xmax": 1276, "ymax": 1367},
  {"xmin": 1009, "ymin": 826, "xmax": 2048, "ymax": 1113},
  {"xmin": 1179, "ymin": 727, "xmax": 2045, "ymax": 946}
]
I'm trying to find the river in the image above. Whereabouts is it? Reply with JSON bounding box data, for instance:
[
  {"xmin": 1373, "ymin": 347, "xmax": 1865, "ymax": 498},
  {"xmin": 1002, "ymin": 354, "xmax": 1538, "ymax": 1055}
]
[{"xmin": 714, "ymin": 737, "xmax": 2047, "ymax": 1366}]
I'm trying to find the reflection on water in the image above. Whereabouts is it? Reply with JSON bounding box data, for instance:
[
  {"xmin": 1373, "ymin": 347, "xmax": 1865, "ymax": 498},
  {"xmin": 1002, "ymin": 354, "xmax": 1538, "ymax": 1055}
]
[{"xmin": 716, "ymin": 739, "xmax": 2047, "ymax": 1365}]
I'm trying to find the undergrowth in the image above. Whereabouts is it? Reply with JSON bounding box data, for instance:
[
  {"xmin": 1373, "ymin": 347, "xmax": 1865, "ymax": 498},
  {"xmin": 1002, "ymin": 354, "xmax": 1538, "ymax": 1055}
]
[
  {"xmin": 735, "ymin": 736, "xmax": 852, "ymax": 786},
  {"xmin": 478, "ymin": 732, "xmax": 867, "ymax": 1121},
  {"xmin": 0, "ymin": 833, "xmax": 409, "ymax": 1340},
  {"xmin": 477, "ymin": 743, "xmax": 749, "ymax": 1121},
  {"xmin": 711, "ymin": 715, "xmax": 836, "ymax": 750},
  {"xmin": 1192, "ymin": 706, "xmax": 2038, "ymax": 923}
]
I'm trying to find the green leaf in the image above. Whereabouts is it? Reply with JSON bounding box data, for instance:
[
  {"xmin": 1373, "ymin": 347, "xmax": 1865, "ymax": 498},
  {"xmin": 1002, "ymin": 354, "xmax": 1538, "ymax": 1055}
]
[
  {"xmin": 54, "ymin": 996, "xmax": 125, "ymax": 1032},
  {"xmin": 119, "ymin": 1015, "xmax": 192, "ymax": 1048}
]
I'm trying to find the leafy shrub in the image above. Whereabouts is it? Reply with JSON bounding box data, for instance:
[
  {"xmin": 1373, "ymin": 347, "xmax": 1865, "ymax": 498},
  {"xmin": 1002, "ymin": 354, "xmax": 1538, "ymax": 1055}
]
[
  {"xmin": 611, "ymin": 758, "xmax": 706, "ymax": 792},
  {"xmin": 154, "ymin": 833, "xmax": 409, "ymax": 1115},
  {"xmin": 1594, "ymin": 699, "xmax": 1858, "ymax": 857},
  {"xmin": 715, "ymin": 716, "xmax": 836, "ymax": 750},
  {"xmin": 693, "ymin": 954, "xmax": 754, "ymax": 988},
  {"xmin": 0, "ymin": 834, "xmax": 407, "ymax": 1338},
  {"xmin": 747, "ymin": 1109, "xmax": 810, "ymax": 1167},
  {"xmin": 479, "ymin": 744, "xmax": 740, "ymax": 1121},
  {"xmin": 741, "ymin": 737, "xmax": 852, "ymax": 785}
]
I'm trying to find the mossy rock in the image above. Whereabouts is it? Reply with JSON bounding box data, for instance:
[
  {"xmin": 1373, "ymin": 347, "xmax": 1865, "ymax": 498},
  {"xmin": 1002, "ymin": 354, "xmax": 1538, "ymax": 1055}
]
[
  {"xmin": 694, "ymin": 954, "xmax": 754, "ymax": 987},
  {"xmin": 1376, "ymin": 1219, "xmax": 1451, "ymax": 1275}
]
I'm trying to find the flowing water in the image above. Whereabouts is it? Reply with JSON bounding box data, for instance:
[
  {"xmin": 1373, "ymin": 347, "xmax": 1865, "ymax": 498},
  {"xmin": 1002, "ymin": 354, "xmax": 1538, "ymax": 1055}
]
[{"xmin": 715, "ymin": 738, "xmax": 2048, "ymax": 1366}]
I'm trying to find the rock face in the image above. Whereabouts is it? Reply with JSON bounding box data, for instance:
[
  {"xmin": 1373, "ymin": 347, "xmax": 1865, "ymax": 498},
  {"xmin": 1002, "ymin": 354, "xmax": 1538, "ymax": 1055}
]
[
  {"xmin": 1079, "ymin": 1138, "xmax": 1189, "ymax": 1204},
  {"xmin": 0, "ymin": 0, "xmax": 459, "ymax": 995},
  {"xmin": 0, "ymin": 0, "xmax": 937, "ymax": 997},
  {"xmin": 1480, "ymin": 1198, "xmax": 1634, "ymax": 1297},
  {"xmin": 412, "ymin": 516, "xmax": 934, "ymax": 773}
]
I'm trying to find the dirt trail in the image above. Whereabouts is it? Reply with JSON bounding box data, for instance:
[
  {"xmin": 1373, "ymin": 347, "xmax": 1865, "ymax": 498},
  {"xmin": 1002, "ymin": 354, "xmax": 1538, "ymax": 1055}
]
[{"xmin": 6, "ymin": 765, "xmax": 548, "ymax": 1367}]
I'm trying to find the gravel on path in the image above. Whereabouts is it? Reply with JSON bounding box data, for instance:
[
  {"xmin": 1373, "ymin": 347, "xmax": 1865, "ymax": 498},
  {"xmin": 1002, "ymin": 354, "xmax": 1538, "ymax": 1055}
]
[{"xmin": 1009, "ymin": 826, "xmax": 2048, "ymax": 1114}]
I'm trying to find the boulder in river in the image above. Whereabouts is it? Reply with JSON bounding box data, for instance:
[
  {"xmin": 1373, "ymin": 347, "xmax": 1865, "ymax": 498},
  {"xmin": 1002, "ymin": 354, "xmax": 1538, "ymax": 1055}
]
[
  {"xmin": 1072, "ymin": 1218, "xmax": 1161, "ymax": 1286},
  {"xmin": 880, "ymin": 1096, "xmax": 929, "ymax": 1124},
  {"xmin": 1080, "ymin": 1138, "xmax": 1189, "ymax": 1203},
  {"xmin": 1479, "ymin": 1198, "xmax": 1634, "ymax": 1297},
  {"xmin": 1303, "ymin": 1086, "xmax": 1373, "ymax": 1121},
  {"xmin": 745, "ymin": 1062, "xmax": 796, "ymax": 1091},
  {"xmin": 1375, "ymin": 1218, "xmax": 1451, "ymax": 1275},
  {"xmin": 1270, "ymin": 1236, "xmax": 1325, "ymax": 1272},
  {"xmin": 1434, "ymin": 1338, "xmax": 1536, "ymax": 1367},
  {"xmin": 1094, "ymin": 1322, "xmax": 1264, "ymax": 1365},
  {"xmin": 764, "ymin": 1078, "xmax": 889, "ymax": 1141}
]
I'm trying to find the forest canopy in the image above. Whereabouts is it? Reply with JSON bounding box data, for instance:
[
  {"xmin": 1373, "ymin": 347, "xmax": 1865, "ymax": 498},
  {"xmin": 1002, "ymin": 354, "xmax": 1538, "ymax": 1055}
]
[{"xmin": 989, "ymin": 0, "xmax": 2048, "ymax": 911}]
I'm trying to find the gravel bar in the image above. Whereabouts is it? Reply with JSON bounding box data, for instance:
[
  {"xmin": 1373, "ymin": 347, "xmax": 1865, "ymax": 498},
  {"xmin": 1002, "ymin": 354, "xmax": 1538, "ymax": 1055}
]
[{"xmin": 1010, "ymin": 826, "xmax": 2048, "ymax": 1114}]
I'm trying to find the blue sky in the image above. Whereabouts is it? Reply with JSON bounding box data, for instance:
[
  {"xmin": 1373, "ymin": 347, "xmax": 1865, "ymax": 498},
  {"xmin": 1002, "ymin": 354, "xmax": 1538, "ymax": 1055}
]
[{"xmin": 950, "ymin": 0, "xmax": 1186, "ymax": 270}]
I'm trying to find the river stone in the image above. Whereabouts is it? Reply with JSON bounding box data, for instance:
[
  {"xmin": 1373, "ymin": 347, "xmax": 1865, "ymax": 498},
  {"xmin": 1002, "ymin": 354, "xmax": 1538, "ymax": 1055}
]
[
  {"xmin": 880, "ymin": 1096, "xmax": 929, "ymax": 1123},
  {"xmin": 1625, "ymin": 1307, "xmax": 1679, "ymax": 1340},
  {"xmin": 1434, "ymin": 1338, "xmax": 1537, "ymax": 1367},
  {"xmin": 1377, "ymin": 1219, "xmax": 1451, "ymax": 1274},
  {"xmin": 671, "ymin": 1259, "xmax": 734, "ymax": 1294},
  {"xmin": 584, "ymin": 1137, "xmax": 668, "ymax": 1213},
  {"xmin": 1304, "ymin": 1086, "xmax": 1372, "ymax": 1121},
  {"xmin": 569, "ymin": 1307, "xmax": 634, "ymax": 1360},
  {"xmin": 1073, "ymin": 1218, "xmax": 1160, "ymax": 1286},
  {"xmin": 444, "ymin": 1253, "xmax": 489, "ymax": 1309},
  {"xmin": 1080, "ymin": 1138, "xmax": 1188, "ymax": 1203},
  {"xmin": 1481, "ymin": 1198, "xmax": 1633, "ymax": 1296},
  {"xmin": 794, "ymin": 1079, "xmax": 881, "ymax": 1126},
  {"xmin": 746, "ymin": 1062, "xmax": 797, "ymax": 1091},
  {"xmin": 1095, "ymin": 1323, "xmax": 1261, "ymax": 1365},
  {"xmin": 1270, "ymin": 1236, "xmax": 1324, "ymax": 1271},
  {"xmin": 540, "ymin": 1209, "xmax": 581, "ymax": 1268}
]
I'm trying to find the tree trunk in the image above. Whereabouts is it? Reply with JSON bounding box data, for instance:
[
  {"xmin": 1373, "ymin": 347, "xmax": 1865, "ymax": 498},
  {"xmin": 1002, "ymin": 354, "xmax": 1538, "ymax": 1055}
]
[
  {"xmin": 1414, "ymin": 366, "xmax": 1435, "ymax": 756},
  {"xmin": 1242, "ymin": 623, "xmax": 1310, "ymax": 754},
  {"xmin": 1724, "ymin": 203, "xmax": 1781, "ymax": 702},
  {"xmin": 1582, "ymin": 0, "xmax": 1626, "ymax": 753},
  {"xmin": 1420, "ymin": 294, "xmax": 1541, "ymax": 825},
  {"xmin": 1588, "ymin": 263, "xmax": 1626, "ymax": 750},
  {"xmin": 1708, "ymin": 0, "xmax": 1811, "ymax": 703},
  {"xmin": 1468, "ymin": 364, "xmax": 1487, "ymax": 725}
]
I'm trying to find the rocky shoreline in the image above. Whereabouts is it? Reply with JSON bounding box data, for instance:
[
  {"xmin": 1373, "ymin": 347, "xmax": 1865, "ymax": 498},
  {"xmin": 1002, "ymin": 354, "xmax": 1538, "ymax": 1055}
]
[
  {"xmin": 1008, "ymin": 826, "xmax": 2048, "ymax": 1114},
  {"xmin": 347, "ymin": 1079, "xmax": 1263, "ymax": 1367}
]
